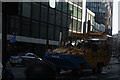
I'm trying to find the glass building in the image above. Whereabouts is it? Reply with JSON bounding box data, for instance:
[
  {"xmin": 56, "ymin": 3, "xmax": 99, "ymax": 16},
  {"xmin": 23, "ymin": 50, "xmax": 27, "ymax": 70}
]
[
  {"xmin": 86, "ymin": 2, "xmax": 113, "ymax": 35},
  {"xmin": 86, "ymin": 2, "xmax": 106, "ymax": 25},
  {"xmin": 5, "ymin": 2, "xmax": 83, "ymax": 57}
]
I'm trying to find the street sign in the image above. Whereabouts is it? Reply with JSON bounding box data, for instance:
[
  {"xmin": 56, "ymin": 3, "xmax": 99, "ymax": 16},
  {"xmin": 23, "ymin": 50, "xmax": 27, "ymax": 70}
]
[{"xmin": 10, "ymin": 35, "xmax": 16, "ymax": 43}]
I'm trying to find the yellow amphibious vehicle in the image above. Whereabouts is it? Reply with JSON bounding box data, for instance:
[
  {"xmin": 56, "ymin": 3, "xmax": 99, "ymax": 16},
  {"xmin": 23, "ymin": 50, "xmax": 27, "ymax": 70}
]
[{"xmin": 45, "ymin": 31, "xmax": 112, "ymax": 73}]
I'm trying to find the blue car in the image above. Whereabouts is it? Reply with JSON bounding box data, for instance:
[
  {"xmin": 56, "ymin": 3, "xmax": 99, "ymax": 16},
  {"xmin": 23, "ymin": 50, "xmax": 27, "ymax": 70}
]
[{"xmin": 9, "ymin": 53, "xmax": 42, "ymax": 67}]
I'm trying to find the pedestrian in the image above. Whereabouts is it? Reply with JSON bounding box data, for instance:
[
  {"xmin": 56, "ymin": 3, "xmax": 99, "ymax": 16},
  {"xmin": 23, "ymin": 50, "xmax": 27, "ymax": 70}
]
[{"xmin": 25, "ymin": 59, "xmax": 57, "ymax": 80}]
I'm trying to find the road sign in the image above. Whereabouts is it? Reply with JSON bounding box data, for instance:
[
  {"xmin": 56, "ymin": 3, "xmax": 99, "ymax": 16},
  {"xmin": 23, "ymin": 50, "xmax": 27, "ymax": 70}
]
[{"xmin": 10, "ymin": 35, "xmax": 16, "ymax": 43}]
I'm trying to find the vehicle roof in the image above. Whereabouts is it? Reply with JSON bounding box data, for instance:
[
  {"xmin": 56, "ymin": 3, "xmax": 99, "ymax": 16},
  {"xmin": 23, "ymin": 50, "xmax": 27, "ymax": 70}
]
[{"xmin": 26, "ymin": 53, "xmax": 34, "ymax": 55}]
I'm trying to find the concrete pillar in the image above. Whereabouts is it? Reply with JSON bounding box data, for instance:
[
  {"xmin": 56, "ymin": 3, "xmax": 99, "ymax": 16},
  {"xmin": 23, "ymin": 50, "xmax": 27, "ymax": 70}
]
[{"xmin": 81, "ymin": 0, "xmax": 86, "ymax": 33}]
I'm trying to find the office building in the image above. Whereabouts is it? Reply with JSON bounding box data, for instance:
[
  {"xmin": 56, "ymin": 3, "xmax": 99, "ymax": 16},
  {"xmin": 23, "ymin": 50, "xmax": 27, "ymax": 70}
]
[
  {"xmin": 3, "ymin": 1, "xmax": 96, "ymax": 57},
  {"xmin": 86, "ymin": 2, "xmax": 113, "ymax": 35},
  {"xmin": 3, "ymin": 2, "xmax": 83, "ymax": 56}
]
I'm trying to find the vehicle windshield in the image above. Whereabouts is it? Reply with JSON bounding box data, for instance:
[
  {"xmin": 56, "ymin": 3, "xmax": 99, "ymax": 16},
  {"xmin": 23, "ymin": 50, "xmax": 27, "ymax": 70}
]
[{"xmin": 17, "ymin": 53, "xmax": 26, "ymax": 56}]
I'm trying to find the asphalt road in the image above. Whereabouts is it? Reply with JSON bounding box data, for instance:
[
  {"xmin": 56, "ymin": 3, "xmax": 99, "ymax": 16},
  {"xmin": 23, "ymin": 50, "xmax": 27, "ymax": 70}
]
[{"xmin": 6, "ymin": 57, "xmax": 120, "ymax": 80}]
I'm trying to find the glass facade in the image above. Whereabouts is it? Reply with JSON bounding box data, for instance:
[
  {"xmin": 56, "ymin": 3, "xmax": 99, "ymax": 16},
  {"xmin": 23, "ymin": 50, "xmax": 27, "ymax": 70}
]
[
  {"xmin": 6, "ymin": 2, "xmax": 83, "ymax": 56},
  {"xmin": 86, "ymin": 2, "xmax": 106, "ymax": 25},
  {"xmin": 7, "ymin": 2, "xmax": 82, "ymax": 41}
]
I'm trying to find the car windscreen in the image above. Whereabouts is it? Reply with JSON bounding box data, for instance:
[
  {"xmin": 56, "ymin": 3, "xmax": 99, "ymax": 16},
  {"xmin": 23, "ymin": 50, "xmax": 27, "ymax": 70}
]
[{"xmin": 17, "ymin": 53, "xmax": 26, "ymax": 56}]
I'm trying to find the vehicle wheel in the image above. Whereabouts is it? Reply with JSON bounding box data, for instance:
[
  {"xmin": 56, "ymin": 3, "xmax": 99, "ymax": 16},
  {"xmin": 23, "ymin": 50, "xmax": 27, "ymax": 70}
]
[
  {"xmin": 11, "ymin": 64, "xmax": 16, "ymax": 67},
  {"xmin": 56, "ymin": 68, "xmax": 61, "ymax": 74},
  {"xmin": 97, "ymin": 64, "xmax": 103, "ymax": 73},
  {"xmin": 92, "ymin": 64, "xmax": 103, "ymax": 74},
  {"xmin": 92, "ymin": 68, "xmax": 96, "ymax": 74}
]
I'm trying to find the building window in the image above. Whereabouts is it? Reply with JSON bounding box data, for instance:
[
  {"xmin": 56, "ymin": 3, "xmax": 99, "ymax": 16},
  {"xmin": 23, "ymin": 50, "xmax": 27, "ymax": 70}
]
[
  {"xmin": 41, "ymin": 2, "xmax": 48, "ymax": 6},
  {"xmin": 31, "ymin": 21, "xmax": 39, "ymax": 38},
  {"xmin": 40, "ymin": 22, "xmax": 47, "ymax": 39},
  {"xmin": 73, "ymin": 19, "xmax": 77, "ymax": 31},
  {"xmin": 22, "ymin": 3, "xmax": 31, "ymax": 18},
  {"xmin": 10, "ymin": 16, "xmax": 15, "ymax": 34},
  {"xmin": 15, "ymin": 17, "xmax": 20, "ymax": 35},
  {"xmin": 32, "ymin": 3, "xmax": 40, "ymax": 20},
  {"xmin": 56, "ymin": 2, "xmax": 62, "ymax": 11},
  {"xmin": 68, "ymin": 15, "xmax": 72, "ymax": 29},
  {"xmin": 77, "ymin": 21, "xmax": 82, "ymax": 32},
  {"xmin": 49, "ymin": 8, "xmax": 55, "ymax": 24},
  {"xmin": 56, "ymin": 11, "xmax": 61, "ymax": 26},
  {"xmin": 55, "ymin": 26, "xmax": 60, "ymax": 41},
  {"xmin": 21, "ymin": 18, "xmax": 30, "ymax": 37},
  {"xmin": 62, "ymin": 28, "xmax": 67, "ymax": 39},
  {"xmin": 41, "ymin": 5, "xmax": 48, "ymax": 22},
  {"xmin": 68, "ymin": 4, "xmax": 73, "ymax": 16},
  {"xmin": 69, "ymin": 23, "xmax": 73, "ymax": 31},
  {"xmin": 78, "ymin": 8, "xmax": 82, "ymax": 19},
  {"xmin": 62, "ymin": 13, "xmax": 67, "ymax": 27},
  {"xmin": 73, "ymin": 6, "xmax": 77, "ymax": 17},
  {"xmin": 78, "ymin": 1, "xmax": 82, "ymax": 7},
  {"xmin": 62, "ymin": 2, "xmax": 68, "ymax": 13},
  {"xmin": 18, "ymin": 3, "xmax": 21, "ymax": 15},
  {"xmin": 48, "ymin": 25, "xmax": 54, "ymax": 40}
]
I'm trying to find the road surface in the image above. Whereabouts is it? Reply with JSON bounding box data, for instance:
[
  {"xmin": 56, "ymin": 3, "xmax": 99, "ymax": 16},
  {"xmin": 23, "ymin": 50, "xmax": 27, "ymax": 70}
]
[{"xmin": 6, "ymin": 57, "xmax": 120, "ymax": 80}]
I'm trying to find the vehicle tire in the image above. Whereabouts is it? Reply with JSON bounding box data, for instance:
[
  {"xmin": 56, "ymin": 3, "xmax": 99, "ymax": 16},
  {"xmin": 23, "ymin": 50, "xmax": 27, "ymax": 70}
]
[
  {"xmin": 96, "ymin": 64, "xmax": 103, "ymax": 73},
  {"xmin": 92, "ymin": 68, "xmax": 96, "ymax": 74},
  {"xmin": 56, "ymin": 68, "xmax": 61, "ymax": 74},
  {"xmin": 92, "ymin": 64, "xmax": 103, "ymax": 74},
  {"xmin": 11, "ymin": 63, "xmax": 16, "ymax": 67}
]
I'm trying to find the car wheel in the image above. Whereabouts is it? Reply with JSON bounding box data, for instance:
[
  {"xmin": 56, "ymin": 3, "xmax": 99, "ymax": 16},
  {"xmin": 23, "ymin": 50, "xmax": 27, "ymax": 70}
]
[
  {"xmin": 92, "ymin": 64, "xmax": 103, "ymax": 74},
  {"xmin": 96, "ymin": 64, "xmax": 103, "ymax": 73},
  {"xmin": 56, "ymin": 68, "xmax": 61, "ymax": 74}
]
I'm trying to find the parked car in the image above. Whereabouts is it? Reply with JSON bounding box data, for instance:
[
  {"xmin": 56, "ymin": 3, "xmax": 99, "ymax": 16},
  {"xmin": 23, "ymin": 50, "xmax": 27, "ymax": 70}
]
[{"xmin": 9, "ymin": 53, "xmax": 42, "ymax": 67}]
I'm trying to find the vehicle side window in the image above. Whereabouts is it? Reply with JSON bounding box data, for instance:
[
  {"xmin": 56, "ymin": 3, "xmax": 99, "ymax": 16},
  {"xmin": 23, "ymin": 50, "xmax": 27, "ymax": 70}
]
[{"xmin": 27, "ymin": 54, "xmax": 35, "ymax": 57}]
